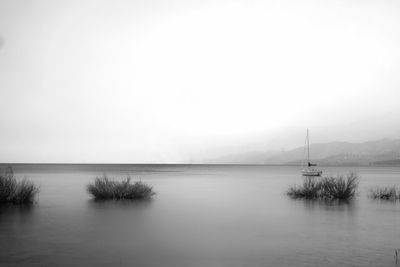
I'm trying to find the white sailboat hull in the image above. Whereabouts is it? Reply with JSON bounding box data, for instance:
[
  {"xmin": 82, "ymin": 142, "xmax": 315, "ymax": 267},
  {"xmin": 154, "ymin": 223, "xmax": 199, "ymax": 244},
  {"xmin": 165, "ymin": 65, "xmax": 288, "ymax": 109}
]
[{"xmin": 301, "ymin": 168, "xmax": 322, "ymax": 176}]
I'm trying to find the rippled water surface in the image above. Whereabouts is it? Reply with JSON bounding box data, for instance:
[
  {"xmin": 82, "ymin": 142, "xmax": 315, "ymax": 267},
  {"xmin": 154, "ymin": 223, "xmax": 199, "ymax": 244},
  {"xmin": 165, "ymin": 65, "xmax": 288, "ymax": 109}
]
[{"xmin": 1, "ymin": 164, "xmax": 400, "ymax": 267}]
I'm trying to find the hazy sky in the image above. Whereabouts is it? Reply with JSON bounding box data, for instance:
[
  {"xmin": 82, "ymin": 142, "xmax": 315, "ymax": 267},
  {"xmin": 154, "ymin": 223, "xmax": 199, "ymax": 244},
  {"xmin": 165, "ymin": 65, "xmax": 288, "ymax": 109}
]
[{"xmin": 1, "ymin": 0, "xmax": 400, "ymax": 163}]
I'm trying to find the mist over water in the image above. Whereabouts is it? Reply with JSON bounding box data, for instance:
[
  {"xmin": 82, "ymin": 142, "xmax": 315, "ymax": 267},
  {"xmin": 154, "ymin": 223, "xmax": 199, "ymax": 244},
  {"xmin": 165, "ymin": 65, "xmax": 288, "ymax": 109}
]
[{"xmin": 1, "ymin": 164, "xmax": 399, "ymax": 267}]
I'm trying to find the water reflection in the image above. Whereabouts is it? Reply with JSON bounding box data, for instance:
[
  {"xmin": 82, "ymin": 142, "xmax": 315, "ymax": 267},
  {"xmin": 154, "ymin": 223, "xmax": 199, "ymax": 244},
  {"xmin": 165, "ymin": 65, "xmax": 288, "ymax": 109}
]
[
  {"xmin": 295, "ymin": 198, "xmax": 357, "ymax": 213},
  {"xmin": 368, "ymin": 198, "xmax": 399, "ymax": 205},
  {"xmin": 86, "ymin": 198, "xmax": 154, "ymax": 210},
  {"xmin": 0, "ymin": 204, "xmax": 35, "ymax": 218}
]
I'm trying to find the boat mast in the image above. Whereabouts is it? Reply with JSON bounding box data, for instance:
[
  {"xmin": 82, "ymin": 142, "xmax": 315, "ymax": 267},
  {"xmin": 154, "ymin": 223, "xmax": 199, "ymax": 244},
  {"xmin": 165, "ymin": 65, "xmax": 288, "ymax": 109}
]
[{"xmin": 307, "ymin": 128, "xmax": 310, "ymax": 166}]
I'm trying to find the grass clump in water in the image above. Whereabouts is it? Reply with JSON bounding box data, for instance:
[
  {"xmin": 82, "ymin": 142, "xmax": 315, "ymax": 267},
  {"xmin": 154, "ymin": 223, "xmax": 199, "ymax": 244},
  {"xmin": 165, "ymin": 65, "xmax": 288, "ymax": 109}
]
[
  {"xmin": 287, "ymin": 172, "xmax": 359, "ymax": 200},
  {"xmin": 287, "ymin": 176, "xmax": 322, "ymax": 199},
  {"xmin": 369, "ymin": 186, "xmax": 400, "ymax": 200},
  {"xmin": 87, "ymin": 176, "xmax": 155, "ymax": 200},
  {"xmin": 321, "ymin": 172, "xmax": 358, "ymax": 200},
  {"xmin": 0, "ymin": 166, "xmax": 39, "ymax": 204}
]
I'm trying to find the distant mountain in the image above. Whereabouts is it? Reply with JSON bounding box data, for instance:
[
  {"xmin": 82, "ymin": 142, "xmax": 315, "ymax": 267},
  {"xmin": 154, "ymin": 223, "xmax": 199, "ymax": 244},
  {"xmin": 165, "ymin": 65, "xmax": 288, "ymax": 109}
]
[
  {"xmin": 207, "ymin": 138, "xmax": 400, "ymax": 165},
  {"xmin": 206, "ymin": 151, "xmax": 273, "ymax": 164},
  {"xmin": 372, "ymin": 159, "xmax": 400, "ymax": 165}
]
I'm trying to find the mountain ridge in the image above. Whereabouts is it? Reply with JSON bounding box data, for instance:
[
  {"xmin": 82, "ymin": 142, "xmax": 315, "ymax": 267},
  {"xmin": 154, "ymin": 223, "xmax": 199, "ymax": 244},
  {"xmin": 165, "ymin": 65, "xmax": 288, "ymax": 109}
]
[{"xmin": 206, "ymin": 138, "xmax": 400, "ymax": 165}]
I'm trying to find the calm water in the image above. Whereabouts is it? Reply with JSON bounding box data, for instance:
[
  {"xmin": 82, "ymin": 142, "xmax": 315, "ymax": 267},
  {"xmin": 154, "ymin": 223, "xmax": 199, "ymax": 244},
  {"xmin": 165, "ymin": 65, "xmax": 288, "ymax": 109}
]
[{"xmin": 1, "ymin": 164, "xmax": 400, "ymax": 267}]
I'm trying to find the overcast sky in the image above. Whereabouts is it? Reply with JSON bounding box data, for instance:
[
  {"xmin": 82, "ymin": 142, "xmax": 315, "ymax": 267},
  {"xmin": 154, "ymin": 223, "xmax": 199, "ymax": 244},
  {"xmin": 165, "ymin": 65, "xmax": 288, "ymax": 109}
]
[{"xmin": 0, "ymin": 0, "xmax": 400, "ymax": 163}]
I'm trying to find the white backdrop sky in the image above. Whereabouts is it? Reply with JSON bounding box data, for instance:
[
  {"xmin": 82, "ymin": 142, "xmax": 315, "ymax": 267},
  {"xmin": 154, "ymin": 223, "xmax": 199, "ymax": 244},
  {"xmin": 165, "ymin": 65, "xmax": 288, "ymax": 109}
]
[{"xmin": 0, "ymin": 0, "xmax": 400, "ymax": 163}]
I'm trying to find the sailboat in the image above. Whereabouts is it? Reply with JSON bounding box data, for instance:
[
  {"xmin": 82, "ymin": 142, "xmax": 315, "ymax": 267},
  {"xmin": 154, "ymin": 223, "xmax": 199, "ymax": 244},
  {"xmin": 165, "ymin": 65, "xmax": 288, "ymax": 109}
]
[{"xmin": 301, "ymin": 129, "xmax": 322, "ymax": 177}]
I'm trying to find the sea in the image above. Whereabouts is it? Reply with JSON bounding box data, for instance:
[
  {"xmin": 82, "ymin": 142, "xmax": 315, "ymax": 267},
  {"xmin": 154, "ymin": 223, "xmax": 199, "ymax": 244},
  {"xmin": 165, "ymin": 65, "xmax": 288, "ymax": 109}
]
[{"xmin": 0, "ymin": 164, "xmax": 399, "ymax": 267}]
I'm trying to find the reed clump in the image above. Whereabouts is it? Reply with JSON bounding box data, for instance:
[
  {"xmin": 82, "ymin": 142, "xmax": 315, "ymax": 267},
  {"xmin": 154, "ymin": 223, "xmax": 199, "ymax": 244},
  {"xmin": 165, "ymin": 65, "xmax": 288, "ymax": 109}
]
[
  {"xmin": 321, "ymin": 172, "xmax": 358, "ymax": 200},
  {"xmin": 87, "ymin": 176, "xmax": 155, "ymax": 200},
  {"xmin": 0, "ymin": 166, "xmax": 39, "ymax": 204},
  {"xmin": 369, "ymin": 186, "xmax": 400, "ymax": 200},
  {"xmin": 287, "ymin": 172, "xmax": 359, "ymax": 200},
  {"xmin": 287, "ymin": 176, "xmax": 323, "ymax": 199}
]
